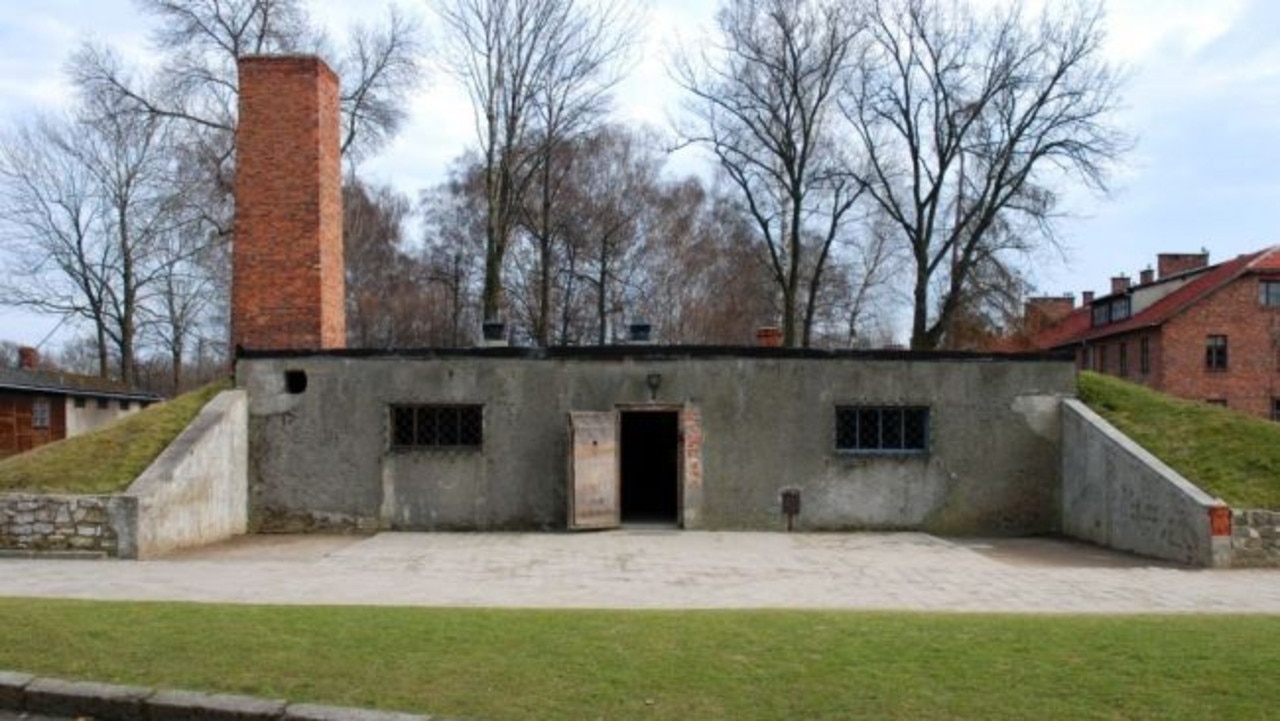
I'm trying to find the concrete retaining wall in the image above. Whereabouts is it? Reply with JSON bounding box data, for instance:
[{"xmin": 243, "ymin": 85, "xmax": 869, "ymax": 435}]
[
  {"xmin": 122, "ymin": 390, "xmax": 248, "ymax": 559},
  {"xmin": 1061, "ymin": 399, "xmax": 1230, "ymax": 566}
]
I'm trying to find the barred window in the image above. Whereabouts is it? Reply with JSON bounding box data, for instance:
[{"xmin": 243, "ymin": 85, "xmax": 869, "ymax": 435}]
[
  {"xmin": 390, "ymin": 405, "xmax": 483, "ymax": 449},
  {"xmin": 836, "ymin": 406, "xmax": 929, "ymax": 453}
]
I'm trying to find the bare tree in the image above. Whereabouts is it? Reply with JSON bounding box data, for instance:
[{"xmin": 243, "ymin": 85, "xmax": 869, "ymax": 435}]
[
  {"xmin": 434, "ymin": 0, "xmax": 637, "ymax": 328},
  {"xmin": 420, "ymin": 158, "xmax": 489, "ymax": 346},
  {"xmin": 345, "ymin": 178, "xmax": 458, "ymax": 348},
  {"xmin": 0, "ymin": 87, "xmax": 201, "ymax": 382},
  {"xmin": 561, "ymin": 126, "xmax": 661, "ymax": 344},
  {"xmin": 675, "ymin": 0, "xmax": 866, "ymax": 347},
  {"xmin": 841, "ymin": 0, "xmax": 1128, "ymax": 350},
  {"xmin": 0, "ymin": 117, "xmax": 110, "ymax": 375},
  {"xmin": 66, "ymin": 0, "xmax": 425, "ymax": 305},
  {"xmin": 638, "ymin": 178, "xmax": 777, "ymax": 345}
]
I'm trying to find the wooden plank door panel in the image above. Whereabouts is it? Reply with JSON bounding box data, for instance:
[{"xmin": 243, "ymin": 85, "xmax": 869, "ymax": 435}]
[{"xmin": 567, "ymin": 411, "xmax": 620, "ymax": 530}]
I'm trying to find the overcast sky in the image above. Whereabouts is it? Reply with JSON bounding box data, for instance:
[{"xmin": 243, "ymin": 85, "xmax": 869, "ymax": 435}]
[{"xmin": 1, "ymin": 0, "xmax": 1278, "ymax": 348}]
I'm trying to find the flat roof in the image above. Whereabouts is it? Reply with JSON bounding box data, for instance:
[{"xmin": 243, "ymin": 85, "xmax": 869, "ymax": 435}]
[{"xmin": 237, "ymin": 345, "xmax": 1073, "ymax": 363}]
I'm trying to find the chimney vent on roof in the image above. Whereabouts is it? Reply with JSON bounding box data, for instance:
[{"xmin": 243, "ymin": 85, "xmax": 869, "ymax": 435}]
[
  {"xmin": 17, "ymin": 346, "xmax": 37, "ymax": 370},
  {"xmin": 1157, "ymin": 252, "xmax": 1210, "ymax": 280},
  {"xmin": 1139, "ymin": 267, "xmax": 1155, "ymax": 285},
  {"xmin": 1082, "ymin": 290, "xmax": 1095, "ymax": 305},
  {"xmin": 1110, "ymin": 275, "xmax": 1131, "ymax": 295},
  {"xmin": 1023, "ymin": 296, "xmax": 1075, "ymax": 333}
]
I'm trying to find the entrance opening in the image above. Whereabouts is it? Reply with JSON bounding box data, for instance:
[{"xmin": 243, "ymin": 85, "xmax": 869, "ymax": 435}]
[{"xmin": 620, "ymin": 411, "xmax": 680, "ymax": 525}]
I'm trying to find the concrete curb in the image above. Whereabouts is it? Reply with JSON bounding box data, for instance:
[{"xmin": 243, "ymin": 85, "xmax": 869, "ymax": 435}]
[{"xmin": 0, "ymin": 671, "xmax": 457, "ymax": 721}]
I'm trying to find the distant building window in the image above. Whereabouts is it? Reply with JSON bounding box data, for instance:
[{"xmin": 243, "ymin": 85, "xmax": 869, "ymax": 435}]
[
  {"xmin": 1090, "ymin": 298, "xmax": 1131, "ymax": 326},
  {"xmin": 1094, "ymin": 345, "xmax": 1107, "ymax": 372},
  {"xmin": 119, "ymin": 399, "xmax": 131, "ymax": 411},
  {"xmin": 74, "ymin": 397, "xmax": 86, "ymax": 409},
  {"xmin": 390, "ymin": 405, "xmax": 483, "ymax": 449},
  {"xmin": 32, "ymin": 398, "xmax": 50, "ymax": 430},
  {"xmin": 1139, "ymin": 336, "xmax": 1151, "ymax": 375},
  {"xmin": 1110, "ymin": 297, "xmax": 1131, "ymax": 322},
  {"xmin": 96, "ymin": 398, "xmax": 109, "ymax": 410},
  {"xmin": 1091, "ymin": 305, "xmax": 1109, "ymax": 327},
  {"xmin": 1205, "ymin": 335, "xmax": 1228, "ymax": 371},
  {"xmin": 1118, "ymin": 343, "xmax": 1128, "ymax": 377},
  {"xmin": 1206, "ymin": 398, "xmax": 1227, "ymax": 408},
  {"xmin": 1261, "ymin": 280, "xmax": 1280, "ymax": 307},
  {"xmin": 835, "ymin": 406, "xmax": 929, "ymax": 453}
]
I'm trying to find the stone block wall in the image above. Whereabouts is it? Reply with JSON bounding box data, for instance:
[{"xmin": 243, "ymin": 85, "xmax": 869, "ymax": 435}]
[
  {"xmin": 0, "ymin": 495, "xmax": 127, "ymax": 555},
  {"xmin": 1231, "ymin": 509, "xmax": 1280, "ymax": 567}
]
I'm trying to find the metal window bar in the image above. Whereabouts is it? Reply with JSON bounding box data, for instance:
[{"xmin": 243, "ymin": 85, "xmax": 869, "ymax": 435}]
[
  {"xmin": 392, "ymin": 405, "xmax": 483, "ymax": 448},
  {"xmin": 837, "ymin": 406, "xmax": 928, "ymax": 452}
]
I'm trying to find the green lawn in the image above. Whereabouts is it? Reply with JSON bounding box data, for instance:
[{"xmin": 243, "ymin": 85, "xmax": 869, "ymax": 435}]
[
  {"xmin": 1078, "ymin": 371, "xmax": 1280, "ymax": 509},
  {"xmin": 0, "ymin": 380, "xmax": 229, "ymax": 495},
  {"xmin": 0, "ymin": 599, "xmax": 1277, "ymax": 720}
]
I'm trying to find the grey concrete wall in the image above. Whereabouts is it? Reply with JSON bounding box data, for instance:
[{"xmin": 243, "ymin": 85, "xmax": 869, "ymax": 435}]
[
  {"xmin": 240, "ymin": 352, "xmax": 1073, "ymax": 534},
  {"xmin": 122, "ymin": 390, "xmax": 248, "ymax": 559},
  {"xmin": 1061, "ymin": 399, "xmax": 1230, "ymax": 566}
]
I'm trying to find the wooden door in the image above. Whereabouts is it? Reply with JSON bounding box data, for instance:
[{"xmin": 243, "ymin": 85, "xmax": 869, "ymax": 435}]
[{"xmin": 567, "ymin": 411, "xmax": 620, "ymax": 530}]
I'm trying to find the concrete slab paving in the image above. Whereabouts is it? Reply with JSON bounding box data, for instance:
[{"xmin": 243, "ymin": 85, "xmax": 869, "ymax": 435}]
[{"xmin": 0, "ymin": 531, "xmax": 1277, "ymax": 613}]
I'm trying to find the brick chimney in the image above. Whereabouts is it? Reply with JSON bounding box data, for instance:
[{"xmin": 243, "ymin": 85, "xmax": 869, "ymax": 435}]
[
  {"xmin": 1139, "ymin": 267, "xmax": 1155, "ymax": 285},
  {"xmin": 1157, "ymin": 252, "xmax": 1209, "ymax": 280},
  {"xmin": 1023, "ymin": 296, "xmax": 1074, "ymax": 333},
  {"xmin": 1110, "ymin": 275, "xmax": 1131, "ymax": 295},
  {"xmin": 232, "ymin": 55, "xmax": 346, "ymax": 352},
  {"xmin": 1082, "ymin": 290, "xmax": 1095, "ymax": 305},
  {"xmin": 17, "ymin": 346, "xmax": 37, "ymax": 370}
]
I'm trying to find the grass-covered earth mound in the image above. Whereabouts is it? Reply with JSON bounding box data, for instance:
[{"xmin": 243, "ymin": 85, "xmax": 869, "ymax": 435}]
[
  {"xmin": 0, "ymin": 380, "xmax": 229, "ymax": 495},
  {"xmin": 1078, "ymin": 371, "xmax": 1280, "ymax": 509}
]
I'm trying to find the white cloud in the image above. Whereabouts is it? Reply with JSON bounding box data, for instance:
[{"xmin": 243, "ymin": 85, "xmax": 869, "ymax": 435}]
[{"xmin": 1103, "ymin": 0, "xmax": 1244, "ymax": 63}]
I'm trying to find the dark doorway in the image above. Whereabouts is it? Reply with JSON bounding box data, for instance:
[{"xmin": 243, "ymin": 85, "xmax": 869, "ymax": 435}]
[{"xmin": 620, "ymin": 411, "xmax": 680, "ymax": 524}]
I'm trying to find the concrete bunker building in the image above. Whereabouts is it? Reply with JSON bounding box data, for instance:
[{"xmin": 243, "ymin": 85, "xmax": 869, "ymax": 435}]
[{"xmin": 233, "ymin": 56, "xmax": 1074, "ymax": 534}]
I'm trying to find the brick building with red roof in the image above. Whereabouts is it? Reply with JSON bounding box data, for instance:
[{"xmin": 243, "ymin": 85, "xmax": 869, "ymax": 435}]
[{"xmin": 1031, "ymin": 247, "xmax": 1280, "ymax": 419}]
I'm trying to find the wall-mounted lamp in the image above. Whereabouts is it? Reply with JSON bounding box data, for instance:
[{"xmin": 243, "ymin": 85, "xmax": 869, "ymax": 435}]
[{"xmin": 645, "ymin": 373, "xmax": 662, "ymax": 401}]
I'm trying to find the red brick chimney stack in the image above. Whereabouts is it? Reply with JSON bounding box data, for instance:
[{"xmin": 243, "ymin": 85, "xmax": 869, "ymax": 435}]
[
  {"xmin": 1023, "ymin": 296, "xmax": 1075, "ymax": 333},
  {"xmin": 1110, "ymin": 275, "xmax": 1131, "ymax": 295},
  {"xmin": 1157, "ymin": 252, "xmax": 1209, "ymax": 280},
  {"xmin": 17, "ymin": 347, "xmax": 37, "ymax": 370},
  {"xmin": 232, "ymin": 55, "xmax": 346, "ymax": 351},
  {"xmin": 1082, "ymin": 290, "xmax": 1094, "ymax": 305},
  {"xmin": 1139, "ymin": 267, "xmax": 1155, "ymax": 285}
]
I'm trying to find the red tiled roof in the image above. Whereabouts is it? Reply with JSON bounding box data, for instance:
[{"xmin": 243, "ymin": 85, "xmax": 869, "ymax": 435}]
[{"xmin": 1033, "ymin": 246, "xmax": 1280, "ymax": 349}]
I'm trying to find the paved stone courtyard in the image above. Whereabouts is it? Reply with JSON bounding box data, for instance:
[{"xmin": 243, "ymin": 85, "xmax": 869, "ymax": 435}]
[{"xmin": 0, "ymin": 531, "xmax": 1277, "ymax": 613}]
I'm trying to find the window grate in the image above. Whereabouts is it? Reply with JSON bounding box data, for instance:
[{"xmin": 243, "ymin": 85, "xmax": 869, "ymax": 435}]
[
  {"xmin": 391, "ymin": 405, "xmax": 483, "ymax": 449},
  {"xmin": 836, "ymin": 406, "xmax": 929, "ymax": 453}
]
